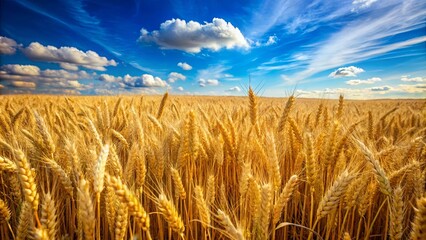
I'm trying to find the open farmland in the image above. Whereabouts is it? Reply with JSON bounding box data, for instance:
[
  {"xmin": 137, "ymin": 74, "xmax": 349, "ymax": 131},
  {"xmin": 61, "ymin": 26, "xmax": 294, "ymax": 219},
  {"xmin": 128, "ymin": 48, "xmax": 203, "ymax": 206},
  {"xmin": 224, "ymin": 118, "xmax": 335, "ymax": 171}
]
[{"xmin": 0, "ymin": 92, "xmax": 425, "ymax": 240}]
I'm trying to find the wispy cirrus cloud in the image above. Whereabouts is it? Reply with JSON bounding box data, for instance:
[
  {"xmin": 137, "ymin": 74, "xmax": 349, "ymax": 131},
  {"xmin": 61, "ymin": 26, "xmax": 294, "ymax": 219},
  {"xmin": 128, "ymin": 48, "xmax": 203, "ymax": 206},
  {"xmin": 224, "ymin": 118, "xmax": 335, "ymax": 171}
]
[
  {"xmin": 139, "ymin": 18, "xmax": 249, "ymax": 53},
  {"xmin": 351, "ymin": 0, "xmax": 379, "ymax": 11},
  {"xmin": 289, "ymin": 0, "xmax": 426, "ymax": 81}
]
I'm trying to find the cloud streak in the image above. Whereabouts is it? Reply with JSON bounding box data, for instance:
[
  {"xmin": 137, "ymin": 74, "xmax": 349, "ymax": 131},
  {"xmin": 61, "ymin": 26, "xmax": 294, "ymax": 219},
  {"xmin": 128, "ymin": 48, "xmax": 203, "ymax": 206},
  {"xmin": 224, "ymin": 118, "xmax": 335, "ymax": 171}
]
[
  {"xmin": 289, "ymin": 1, "xmax": 426, "ymax": 81},
  {"xmin": 346, "ymin": 77, "xmax": 381, "ymax": 85}
]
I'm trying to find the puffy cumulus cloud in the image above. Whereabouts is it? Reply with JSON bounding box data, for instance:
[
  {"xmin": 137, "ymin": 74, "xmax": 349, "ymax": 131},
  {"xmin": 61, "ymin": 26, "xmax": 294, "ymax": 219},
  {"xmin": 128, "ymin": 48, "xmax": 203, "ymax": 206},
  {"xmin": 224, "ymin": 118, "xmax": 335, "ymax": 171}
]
[
  {"xmin": 401, "ymin": 76, "xmax": 426, "ymax": 83},
  {"xmin": 98, "ymin": 73, "xmax": 168, "ymax": 88},
  {"xmin": 370, "ymin": 86, "xmax": 392, "ymax": 92},
  {"xmin": 98, "ymin": 74, "xmax": 122, "ymax": 83},
  {"xmin": 59, "ymin": 62, "xmax": 80, "ymax": 71},
  {"xmin": 177, "ymin": 86, "xmax": 184, "ymax": 91},
  {"xmin": 23, "ymin": 42, "xmax": 117, "ymax": 71},
  {"xmin": 226, "ymin": 86, "xmax": 241, "ymax": 92},
  {"xmin": 139, "ymin": 18, "xmax": 249, "ymax": 53},
  {"xmin": 10, "ymin": 81, "xmax": 36, "ymax": 88},
  {"xmin": 0, "ymin": 65, "xmax": 90, "ymax": 83},
  {"xmin": 123, "ymin": 74, "xmax": 168, "ymax": 88},
  {"xmin": 352, "ymin": 0, "xmax": 378, "ymax": 11},
  {"xmin": 0, "ymin": 64, "xmax": 91, "ymax": 94},
  {"xmin": 346, "ymin": 77, "xmax": 381, "ymax": 85},
  {"xmin": 0, "ymin": 36, "xmax": 20, "ymax": 55},
  {"xmin": 1, "ymin": 64, "xmax": 41, "ymax": 76},
  {"xmin": 329, "ymin": 66, "xmax": 365, "ymax": 78},
  {"xmin": 40, "ymin": 69, "xmax": 91, "ymax": 80},
  {"xmin": 198, "ymin": 78, "xmax": 219, "ymax": 87},
  {"xmin": 177, "ymin": 62, "xmax": 192, "ymax": 70},
  {"xmin": 168, "ymin": 72, "xmax": 186, "ymax": 83}
]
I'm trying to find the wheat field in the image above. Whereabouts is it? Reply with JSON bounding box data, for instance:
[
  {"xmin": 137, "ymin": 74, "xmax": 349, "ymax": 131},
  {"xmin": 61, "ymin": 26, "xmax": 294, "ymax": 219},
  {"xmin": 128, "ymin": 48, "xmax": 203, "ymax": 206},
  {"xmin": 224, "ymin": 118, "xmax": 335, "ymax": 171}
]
[{"xmin": 0, "ymin": 91, "xmax": 425, "ymax": 240}]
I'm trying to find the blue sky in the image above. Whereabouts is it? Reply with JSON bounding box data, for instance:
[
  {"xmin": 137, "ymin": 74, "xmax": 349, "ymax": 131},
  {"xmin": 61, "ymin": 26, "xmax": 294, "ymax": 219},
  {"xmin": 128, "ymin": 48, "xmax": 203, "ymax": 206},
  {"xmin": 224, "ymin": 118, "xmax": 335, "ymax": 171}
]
[{"xmin": 0, "ymin": 0, "xmax": 425, "ymax": 98}]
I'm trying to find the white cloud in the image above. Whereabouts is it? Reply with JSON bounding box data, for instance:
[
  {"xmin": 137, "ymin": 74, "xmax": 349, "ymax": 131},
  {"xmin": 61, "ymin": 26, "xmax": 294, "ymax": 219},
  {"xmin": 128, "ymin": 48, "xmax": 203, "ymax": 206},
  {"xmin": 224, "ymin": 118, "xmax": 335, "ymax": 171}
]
[
  {"xmin": 329, "ymin": 66, "xmax": 365, "ymax": 78},
  {"xmin": 196, "ymin": 64, "xmax": 235, "ymax": 83},
  {"xmin": 0, "ymin": 36, "xmax": 19, "ymax": 55},
  {"xmin": 1, "ymin": 64, "xmax": 41, "ymax": 76},
  {"xmin": 98, "ymin": 73, "xmax": 168, "ymax": 88},
  {"xmin": 198, "ymin": 78, "xmax": 219, "ymax": 87},
  {"xmin": 265, "ymin": 35, "xmax": 278, "ymax": 46},
  {"xmin": 10, "ymin": 81, "xmax": 36, "ymax": 88},
  {"xmin": 346, "ymin": 77, "xmax": 381, "ymax": 85},
  {"xmin": 401, "ymin": 76, "xmax": 426, "ymax": 83},
  {"xmin": 177, "ymin": 86, "xmax": 184, "ymax": 91},
  {"xmin": 23, "ymin": 42, "xmax": 117, "ymax": 71},
  {"xmin": 226, "ymin": 86, "xmax": 241, "ymax": 92},
  {"xmin": 124, "ymin": 74, "xmax": 168, "ymax": 87},
  {"xmin": 59, "ymin": 62, "xmax": 80, "ymax": 71},
  {"xmin": 352, "ymin": 0, "xmax": 379, "ymax": 11},
  {"xmin": 177, "ymin": 62, "xmax": 192, "ymax": 70},
  {"xmin": 168, "ymin": 72, "xmax": 186, "ymax": 83},
  {"xmin": 139, "ymin": 18, "xmax": 250, "ymax": 53},
  {"xmin": 398, "ymin": 84, "xmax": 426, "ymax": 93},
  {"xmin": 0, "ymin": 64, "xmax": 91, "ymax": 93},
  {"xmin": 98, "ymin": 74, "xmax": 122, "ymax": 83},
  {"xmin": 370, "ymin": 85, "xmax": 392, "ymax": 92}
]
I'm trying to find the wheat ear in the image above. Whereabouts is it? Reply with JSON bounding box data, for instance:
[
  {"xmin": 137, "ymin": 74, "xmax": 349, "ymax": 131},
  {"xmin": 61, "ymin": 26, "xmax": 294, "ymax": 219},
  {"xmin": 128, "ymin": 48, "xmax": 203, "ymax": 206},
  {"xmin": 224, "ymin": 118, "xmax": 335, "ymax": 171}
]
[
  {"xmin": 115, "ymin": 201, "xmax": 128, "ymax": 240},
  {"xmin": 273, "ymin": 175, "xmax": 299, "ymax": 224},
  {"xmin": 105, "ymin": 174, "xmax": 151, "ymax": 234},
  {"xmin": 316, "ymin": 170, "xmax": 354, "ymax": 220},
  {"xmin": 217, "ymin": 209, "xmax": 245, "ymax": 240},
  {"xmin": 157, "ymin": 92, "xmax": 169, "ymax": 119},
  {"xmin": 194, "ymin": 185, "xmax": 211, "ymax": 228},
  {"xmin": 390, "ymin": 186, "xmax": 404, "ymax": 240},
  {"xmin": 157, "ymin": 193, "xmax": 185, "ymax": 236},
  {"xmin": 77, "ymin": 178, "xmax": 95, "ymax": 240},
  {"xmin": 14, "ymin": 150, "xmax": 39, "ymax": 212},
  {"xmin": 410, "ymin": 196, "xmax": 426, "ymax": 240},
  {"xmin": 40, "ymin": 193, "xmax": 58, "ymax": 239},
  {"xmin": 356, "ymin": 140, "xmax": 392, "ymax": 196},
  {"xmin": 170, "ymin": 167, "xmax": 186, "ymax": 200},
  {"xmin": 0, "ymin": 198, "xmax": 10, "ymax": 223}
]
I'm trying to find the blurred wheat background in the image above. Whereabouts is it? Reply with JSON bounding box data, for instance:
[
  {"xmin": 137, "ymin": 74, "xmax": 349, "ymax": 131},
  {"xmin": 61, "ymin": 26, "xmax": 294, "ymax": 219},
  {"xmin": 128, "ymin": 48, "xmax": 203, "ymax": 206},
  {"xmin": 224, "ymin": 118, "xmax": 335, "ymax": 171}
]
[{"xmin": 0, "ymin": 91, "xmax": 425, "ymax": 240}]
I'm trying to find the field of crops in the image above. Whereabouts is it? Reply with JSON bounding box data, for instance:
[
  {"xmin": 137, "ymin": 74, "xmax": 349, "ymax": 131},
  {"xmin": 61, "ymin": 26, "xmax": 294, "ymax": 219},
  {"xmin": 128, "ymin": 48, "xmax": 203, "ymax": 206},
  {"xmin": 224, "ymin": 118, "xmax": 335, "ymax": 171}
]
[{"xmin": 0, "ymin": 91, "xmax": 425, "ymax": 240}]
